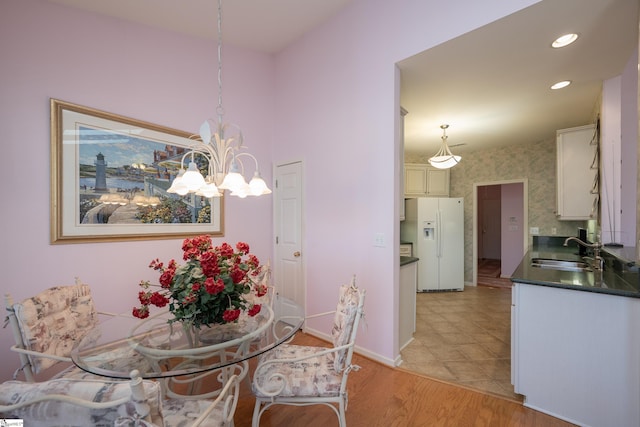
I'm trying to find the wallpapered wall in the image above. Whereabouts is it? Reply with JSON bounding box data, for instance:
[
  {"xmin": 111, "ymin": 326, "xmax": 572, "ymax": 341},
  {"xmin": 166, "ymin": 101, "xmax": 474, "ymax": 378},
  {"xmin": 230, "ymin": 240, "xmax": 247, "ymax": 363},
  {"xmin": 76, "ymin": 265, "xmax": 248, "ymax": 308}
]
[{"xmin": 406, "ymin": 137, "xmax": 586, "ymax": 282}]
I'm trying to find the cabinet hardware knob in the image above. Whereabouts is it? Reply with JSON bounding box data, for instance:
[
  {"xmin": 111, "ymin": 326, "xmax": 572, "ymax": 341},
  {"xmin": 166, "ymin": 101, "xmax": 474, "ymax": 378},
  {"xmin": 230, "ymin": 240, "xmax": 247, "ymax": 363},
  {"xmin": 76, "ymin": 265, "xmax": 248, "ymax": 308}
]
[{"xmin": 293, "ymin": 251, "xmax": 301, "ymax": 257}]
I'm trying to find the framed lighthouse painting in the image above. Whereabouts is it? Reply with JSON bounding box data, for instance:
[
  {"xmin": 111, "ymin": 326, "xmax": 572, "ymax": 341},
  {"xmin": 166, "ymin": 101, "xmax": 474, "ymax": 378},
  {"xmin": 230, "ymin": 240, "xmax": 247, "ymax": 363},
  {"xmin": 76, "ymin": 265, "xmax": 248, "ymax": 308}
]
[{"xmin": 50, "ymin": 99, "xmax": 224, "ymax": 244}]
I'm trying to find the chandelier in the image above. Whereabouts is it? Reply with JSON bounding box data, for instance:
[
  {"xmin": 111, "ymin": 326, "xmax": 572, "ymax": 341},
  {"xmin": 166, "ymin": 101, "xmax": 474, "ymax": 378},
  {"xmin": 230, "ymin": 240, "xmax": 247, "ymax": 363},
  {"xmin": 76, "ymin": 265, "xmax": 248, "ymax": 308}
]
[
  {"xmin": 167, "ymin": 0, "xmax": 271, "ymax": 198},
  {"xmin": 428, "ymin": 124, "xmax": 461, "ymax": 169}
]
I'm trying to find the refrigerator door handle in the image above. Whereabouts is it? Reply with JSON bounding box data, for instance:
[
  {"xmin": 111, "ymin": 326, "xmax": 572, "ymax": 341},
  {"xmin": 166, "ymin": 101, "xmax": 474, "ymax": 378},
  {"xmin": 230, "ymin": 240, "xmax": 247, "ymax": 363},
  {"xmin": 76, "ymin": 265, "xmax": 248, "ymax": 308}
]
[{"xmin": 437, "ymin": 209, "xmax": 442, "ymax": 258}]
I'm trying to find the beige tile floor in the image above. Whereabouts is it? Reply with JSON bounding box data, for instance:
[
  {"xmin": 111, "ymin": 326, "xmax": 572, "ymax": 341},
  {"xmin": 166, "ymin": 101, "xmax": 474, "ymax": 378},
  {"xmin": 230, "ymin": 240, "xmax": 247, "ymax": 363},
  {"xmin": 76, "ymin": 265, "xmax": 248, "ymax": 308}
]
[{"xmin": 399, "ymin": 285, "xmax": 523, "ymax": 401}]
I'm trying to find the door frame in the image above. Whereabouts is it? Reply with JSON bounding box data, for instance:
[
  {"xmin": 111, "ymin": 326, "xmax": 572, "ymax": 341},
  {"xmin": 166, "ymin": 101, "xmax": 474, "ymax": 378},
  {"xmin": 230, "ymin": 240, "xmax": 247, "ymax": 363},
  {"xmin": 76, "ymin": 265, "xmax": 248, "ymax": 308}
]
[{"xmin": 472, "ymin": 179, "xmax": 528, "ymax": 286}]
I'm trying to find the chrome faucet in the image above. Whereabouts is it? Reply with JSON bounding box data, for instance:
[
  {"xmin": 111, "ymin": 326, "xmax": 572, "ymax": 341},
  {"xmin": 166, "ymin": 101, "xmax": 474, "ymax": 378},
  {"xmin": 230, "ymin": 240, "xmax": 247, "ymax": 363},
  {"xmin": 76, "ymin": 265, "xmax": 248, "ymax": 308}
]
[{"xmin": 564, "ymin": 237, "xmax": 604, "ymax": 271}]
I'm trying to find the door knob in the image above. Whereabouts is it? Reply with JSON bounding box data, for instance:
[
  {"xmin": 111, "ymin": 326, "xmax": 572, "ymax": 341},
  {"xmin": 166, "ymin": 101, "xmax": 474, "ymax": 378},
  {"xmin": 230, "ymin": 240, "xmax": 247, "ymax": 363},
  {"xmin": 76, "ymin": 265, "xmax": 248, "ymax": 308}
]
[{"xmin": 293, "ymin": 251, "xmax": 301, "ymax": 257}]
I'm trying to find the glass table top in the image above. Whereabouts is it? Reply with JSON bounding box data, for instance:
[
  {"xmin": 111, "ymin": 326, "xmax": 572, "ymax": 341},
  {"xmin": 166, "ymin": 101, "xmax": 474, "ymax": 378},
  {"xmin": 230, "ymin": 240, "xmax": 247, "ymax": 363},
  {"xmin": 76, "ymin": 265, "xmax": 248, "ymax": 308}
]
[{"xmin": 71, "ymin": 295, "xmax": 304, "ymax": 379}]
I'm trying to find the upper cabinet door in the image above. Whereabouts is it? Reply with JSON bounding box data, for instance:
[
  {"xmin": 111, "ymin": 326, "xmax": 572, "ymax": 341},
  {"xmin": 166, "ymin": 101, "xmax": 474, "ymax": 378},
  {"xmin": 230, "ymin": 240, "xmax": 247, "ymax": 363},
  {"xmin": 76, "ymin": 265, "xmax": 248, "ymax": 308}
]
[
  {"xmin": 426, "ymin": 168, "xmax": 450, "ymax": 197},
  {"xmin": 556, "ymin": 124, "xmax": 597, "ymax": 220},
  {"xmin": 404, "ymin": 163, "xmax": 450, "ymax": 197},
  {"xmin": 404, "ymin": 164, "xmax": 428, "ymax": 197}
]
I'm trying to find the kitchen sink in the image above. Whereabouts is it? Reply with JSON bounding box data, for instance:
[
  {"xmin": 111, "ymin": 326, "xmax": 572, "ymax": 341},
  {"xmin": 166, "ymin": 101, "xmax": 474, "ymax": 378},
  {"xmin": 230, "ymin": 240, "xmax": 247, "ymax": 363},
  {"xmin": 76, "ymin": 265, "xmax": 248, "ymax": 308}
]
[{"xmin": 530, "ymin": 258, "xmax": 592, "ymax": 272}]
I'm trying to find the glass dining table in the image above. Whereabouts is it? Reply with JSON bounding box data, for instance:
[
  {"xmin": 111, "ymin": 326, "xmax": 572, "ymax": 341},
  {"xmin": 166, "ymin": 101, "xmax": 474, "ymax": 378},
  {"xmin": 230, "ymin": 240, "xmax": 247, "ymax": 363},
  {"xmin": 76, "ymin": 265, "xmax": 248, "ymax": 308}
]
[{"xmin": 71, "ymin": 295, "xmax": 304, "ymax": 386}]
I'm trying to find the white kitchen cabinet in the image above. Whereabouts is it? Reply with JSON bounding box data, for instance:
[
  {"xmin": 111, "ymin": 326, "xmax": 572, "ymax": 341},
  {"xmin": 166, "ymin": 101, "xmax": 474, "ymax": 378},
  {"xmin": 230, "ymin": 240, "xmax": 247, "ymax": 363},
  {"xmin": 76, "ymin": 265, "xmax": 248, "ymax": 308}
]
[
  {"xmin": 512, "ymin": 282, "xmax": 640, "ymax": 427},
  {"xmin": 398, "ymin": 260, "xmax": 417, "ymax": 351},
  {"xmin": 404, "ymin": 163, "xmax": 450, "ymax": 197},
  {"xmin": 426, "ymin": 167, "xmax": 449, "ymax": 196},
  {"xmin": 556, "ymin": 124, "xmax": 597, "ymax": 220}
]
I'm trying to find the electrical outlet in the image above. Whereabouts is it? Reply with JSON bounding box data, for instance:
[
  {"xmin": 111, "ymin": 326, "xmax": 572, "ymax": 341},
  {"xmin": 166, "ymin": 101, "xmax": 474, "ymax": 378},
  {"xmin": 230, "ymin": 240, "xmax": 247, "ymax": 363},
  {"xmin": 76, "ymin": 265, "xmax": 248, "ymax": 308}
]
[
  {"xmin": 374, "ymin": 233, "xmax": 385, "ymax": 247},
  {"xmin": 551, "ymin": 227, "xmax": 557, "ymax": 235},
  {"xmin": 530, "ymin": 227, "xmax": 539, "ymax": 235}
]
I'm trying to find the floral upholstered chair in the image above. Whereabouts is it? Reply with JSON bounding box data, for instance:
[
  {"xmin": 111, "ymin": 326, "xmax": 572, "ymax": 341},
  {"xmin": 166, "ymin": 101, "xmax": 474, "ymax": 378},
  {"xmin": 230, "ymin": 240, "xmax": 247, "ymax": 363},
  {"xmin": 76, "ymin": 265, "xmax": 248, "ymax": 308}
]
[
  {"xmin": 0, "ymin": 369, "xmax": 240, "ymax": 427},
  {"xmin": 251, "ymin": 276, "xmax": 366, "ymax": 427},
  {"xmin": 4, "ymin": 278, "xmax": 153, "ymax": 382},
  {"xmin": 4, "ymin": 280, "xmax": 106, "ymax": 381}
]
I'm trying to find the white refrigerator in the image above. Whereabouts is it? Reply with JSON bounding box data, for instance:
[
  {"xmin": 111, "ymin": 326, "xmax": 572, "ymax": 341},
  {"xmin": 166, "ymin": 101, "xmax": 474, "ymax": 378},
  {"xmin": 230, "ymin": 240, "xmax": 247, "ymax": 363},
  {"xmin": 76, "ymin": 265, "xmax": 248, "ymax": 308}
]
[{"xmin": 401, "ymin": 197, "xmax": 464, "ymax": 291}]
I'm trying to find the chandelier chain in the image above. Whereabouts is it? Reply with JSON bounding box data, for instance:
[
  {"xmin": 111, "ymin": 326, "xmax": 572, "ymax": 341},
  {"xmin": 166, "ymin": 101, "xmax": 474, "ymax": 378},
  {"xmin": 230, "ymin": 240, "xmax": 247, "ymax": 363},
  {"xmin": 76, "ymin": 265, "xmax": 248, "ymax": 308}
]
[{"xmin": 216, "ymin": 0, "xmax": 224, "ymax": 120}]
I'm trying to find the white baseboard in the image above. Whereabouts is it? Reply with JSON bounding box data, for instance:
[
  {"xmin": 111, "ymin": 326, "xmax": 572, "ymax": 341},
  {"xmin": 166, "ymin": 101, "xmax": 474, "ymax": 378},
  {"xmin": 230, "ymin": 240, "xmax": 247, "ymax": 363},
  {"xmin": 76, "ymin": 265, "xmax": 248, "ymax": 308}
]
[
  {"xmin": 394, "ymin": 355, "xmax": 404, "ymax": 367},
  {"xmin": 303, "ymin": 327, "xmax": 397, "ymax": 367},
  {"xmin": 399, "ymin": 336, "xmax": 414, "ymax": 352},
  {"xmin": 523, "ymin": 403, "xmax": 584, "ymax": 427}
]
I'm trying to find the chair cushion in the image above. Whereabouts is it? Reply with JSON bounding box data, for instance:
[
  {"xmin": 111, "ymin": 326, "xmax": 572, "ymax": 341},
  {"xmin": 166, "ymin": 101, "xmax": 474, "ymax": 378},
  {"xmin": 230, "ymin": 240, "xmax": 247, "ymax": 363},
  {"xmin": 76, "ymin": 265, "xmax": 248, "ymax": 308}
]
[
  {"xmin": 252, "ymin": 344, "xmax": 342, "ymax": 398},
  {"xmin": 244, "ymin": 261, "xmax": 273, "ymax": 307},
  {"xmin": 13, "ymin": 284, "xmax": 98, "ymax": 373},
  {"xmin": 161, "ymin": 398, "xmax": 228, "ymax": 427},
  {"xmin": 0, "ymin": 378, "xmax": 163, "ymax": 427},
  {"xmin": 330, "ymin": 284, "xmax": 360, "ymax": 371}
]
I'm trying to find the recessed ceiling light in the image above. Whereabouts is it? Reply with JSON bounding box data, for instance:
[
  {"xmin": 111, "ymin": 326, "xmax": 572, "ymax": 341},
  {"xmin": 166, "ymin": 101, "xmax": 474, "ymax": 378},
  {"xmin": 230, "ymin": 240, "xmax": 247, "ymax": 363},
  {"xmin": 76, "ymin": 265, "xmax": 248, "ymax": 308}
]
[
  {"xmin": 551, "ymin": 80, "xmax": 572, "ymax": 90},
  {"xmin": 552, "ymin": 33, "xmax": 579, "ymax": 48}
]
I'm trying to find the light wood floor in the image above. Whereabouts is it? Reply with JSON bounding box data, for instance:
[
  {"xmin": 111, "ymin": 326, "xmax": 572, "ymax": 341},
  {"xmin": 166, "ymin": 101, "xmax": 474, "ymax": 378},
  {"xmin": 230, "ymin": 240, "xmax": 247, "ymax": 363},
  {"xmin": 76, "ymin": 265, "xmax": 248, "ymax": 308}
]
[
  {"xmin": 233, "ymin": 333, "xmax": 575, "ymax": 426},
  {"xmin": 477, "ymin": 258, "xmax": 512, "ymax": 289}
]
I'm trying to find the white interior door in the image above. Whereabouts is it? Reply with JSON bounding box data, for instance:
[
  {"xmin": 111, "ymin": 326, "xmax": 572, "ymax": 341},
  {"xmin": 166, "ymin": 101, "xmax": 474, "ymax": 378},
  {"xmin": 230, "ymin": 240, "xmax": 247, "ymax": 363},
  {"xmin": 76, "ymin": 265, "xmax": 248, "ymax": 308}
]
[{"xmin": 274, "ymin": 161, "xmax": 304, "ymax": 313}]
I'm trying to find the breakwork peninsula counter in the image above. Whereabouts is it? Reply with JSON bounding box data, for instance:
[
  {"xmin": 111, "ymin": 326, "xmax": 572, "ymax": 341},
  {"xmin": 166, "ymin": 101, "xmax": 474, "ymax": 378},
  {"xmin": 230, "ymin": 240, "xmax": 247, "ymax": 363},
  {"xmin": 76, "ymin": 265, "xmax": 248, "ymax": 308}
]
[{"xmin": 510, "ymin": 239, "xmax": 640, "ymax": 427}]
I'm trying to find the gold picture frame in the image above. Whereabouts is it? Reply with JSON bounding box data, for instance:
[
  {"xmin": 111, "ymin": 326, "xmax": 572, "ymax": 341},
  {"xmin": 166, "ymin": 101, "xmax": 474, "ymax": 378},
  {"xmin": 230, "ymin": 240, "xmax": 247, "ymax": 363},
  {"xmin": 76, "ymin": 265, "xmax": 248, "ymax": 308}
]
[{"xmin": 50, "ymin": 99, "xmax": 224, "ymax": 244}]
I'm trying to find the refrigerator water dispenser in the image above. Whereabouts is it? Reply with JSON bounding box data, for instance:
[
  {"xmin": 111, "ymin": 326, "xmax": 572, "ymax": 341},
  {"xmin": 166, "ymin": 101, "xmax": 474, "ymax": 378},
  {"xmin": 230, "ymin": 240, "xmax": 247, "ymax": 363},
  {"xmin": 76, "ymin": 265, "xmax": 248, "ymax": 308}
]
[{"xmin": 423, "ymin": 221, "xmax": 435, "ymax": 240}]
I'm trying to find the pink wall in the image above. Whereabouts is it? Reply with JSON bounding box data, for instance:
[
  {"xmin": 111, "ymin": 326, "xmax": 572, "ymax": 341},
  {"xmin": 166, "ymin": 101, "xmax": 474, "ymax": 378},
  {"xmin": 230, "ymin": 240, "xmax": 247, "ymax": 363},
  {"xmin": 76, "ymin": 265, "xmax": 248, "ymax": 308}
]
[
  {"xmin": 0, "ymin": 0, "xmax": 275, "ymax": 381},
  {"xmin": 0, "ymin": 0, "xmax": 540, "ymax": 379},
  {"xmin": 501, "ymin": 183, "xmax": 525, "ymax": 276}
]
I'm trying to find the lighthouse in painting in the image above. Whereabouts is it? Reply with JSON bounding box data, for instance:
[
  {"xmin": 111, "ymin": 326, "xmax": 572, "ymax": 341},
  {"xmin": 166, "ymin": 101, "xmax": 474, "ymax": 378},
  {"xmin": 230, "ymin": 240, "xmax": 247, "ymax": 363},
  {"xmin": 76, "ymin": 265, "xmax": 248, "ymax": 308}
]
[{"xmin": 94, "ymin": 152, "xmax": 108, "ymax": 192}]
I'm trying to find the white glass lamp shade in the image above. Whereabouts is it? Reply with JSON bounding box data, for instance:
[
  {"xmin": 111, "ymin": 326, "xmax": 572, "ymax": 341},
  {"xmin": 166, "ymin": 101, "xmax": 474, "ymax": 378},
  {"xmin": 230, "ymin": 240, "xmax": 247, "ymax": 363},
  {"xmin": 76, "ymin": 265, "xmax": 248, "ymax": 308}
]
[
  {"xmin": 219, "ymin": 172, "xmax": 245, "ymax": 191},
  {"xmin": 181, "ymin": 162, "xmax": 206, "ymax": 192},
  {"xmin": 196, "ymin": 177, "xmax": 222, "ymax": 198},
  {"xmin": 175, "ymin": 185, "xmax": 190, "ymax": 196},
  {"xmin": 429, "ymin": 154, "xmax": 461, "ymax": 169},
  {"xmin": 230, "ymin": 182, "xmax": 251, "ymax": 198},
  {"xmin": 249, "ymin": 172, "xmax": 272, "ymax": 196},
  {"xmin": 218, "ymin": 160, "xmax": 247, "ymax": 192},
  {"xmin": 167, "ymin": 170, "xmax": 189, "ymax": 195},
  {"xmin": 429, "ymin": 125, "xmax": 461, "ymax": 169}
]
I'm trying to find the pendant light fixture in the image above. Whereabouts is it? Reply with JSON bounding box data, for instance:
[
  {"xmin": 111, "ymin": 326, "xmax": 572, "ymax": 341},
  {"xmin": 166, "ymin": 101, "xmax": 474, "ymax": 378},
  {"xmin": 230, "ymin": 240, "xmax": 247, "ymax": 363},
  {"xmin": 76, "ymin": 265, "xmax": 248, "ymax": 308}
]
[
  {"xmin": 428, "ymin": 124, "xmax": 461, "ymax": 169},
  {"xmin": 167, "ymin": 0, "xmax": 271, "ymax": 198}
]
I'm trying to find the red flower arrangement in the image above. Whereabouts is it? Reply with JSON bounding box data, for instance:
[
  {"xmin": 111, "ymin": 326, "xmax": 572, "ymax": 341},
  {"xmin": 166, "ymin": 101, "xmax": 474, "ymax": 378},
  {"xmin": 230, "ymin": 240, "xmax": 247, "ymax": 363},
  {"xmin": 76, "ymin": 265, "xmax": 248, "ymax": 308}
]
[{"xmin": 133, "ymin": 235, "xmax": 267, "ymax": 329}]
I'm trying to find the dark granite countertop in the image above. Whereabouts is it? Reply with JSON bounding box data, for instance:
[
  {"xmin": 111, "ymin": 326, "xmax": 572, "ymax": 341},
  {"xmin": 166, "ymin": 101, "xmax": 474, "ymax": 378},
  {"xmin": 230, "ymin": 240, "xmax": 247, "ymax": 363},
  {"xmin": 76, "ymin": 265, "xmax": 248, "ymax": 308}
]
[
  {"xmin": 511, "ymin": 238, "xmax": 640, "ymax": 298},
  {"xmin": 400, "ymin": 256, "xmax": 419, "ymax": 266}
]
